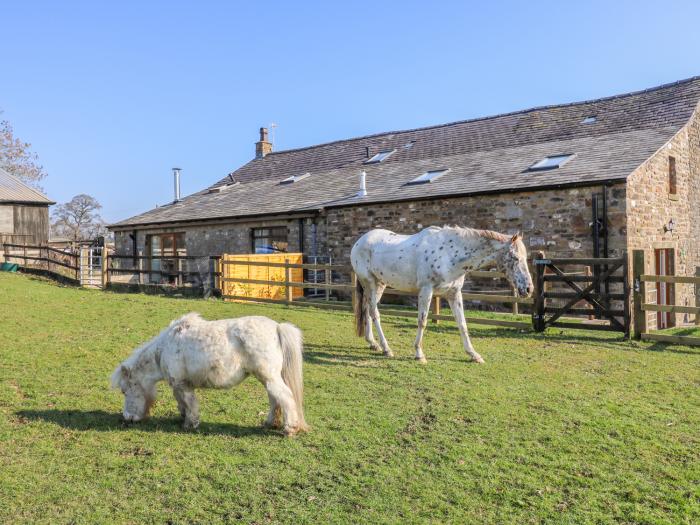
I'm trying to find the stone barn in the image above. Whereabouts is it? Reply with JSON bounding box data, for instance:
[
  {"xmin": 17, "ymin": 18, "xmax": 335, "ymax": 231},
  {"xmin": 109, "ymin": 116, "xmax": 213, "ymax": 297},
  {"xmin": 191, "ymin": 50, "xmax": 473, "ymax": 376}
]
[
  {"xmin": 0, "ymin": 167, "xmax": 53, "ymax": 246},
  {"xmin": 110, "ymin": 77, "xmax": 700, "ymax": 328}
]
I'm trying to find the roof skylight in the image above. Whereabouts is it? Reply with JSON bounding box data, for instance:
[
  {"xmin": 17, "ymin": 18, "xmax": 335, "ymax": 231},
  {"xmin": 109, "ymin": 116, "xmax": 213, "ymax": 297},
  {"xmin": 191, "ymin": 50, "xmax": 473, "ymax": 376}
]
[
  {"xmin": 527, "ymin": 154, "xmax": 574, "ymax": 172},
  {"xmin": 581, "ymin": 116, "xmax": 596, "ymax": 124},
  {"xmin": 364, "ymin": 149, "xmax": 395, "ymax": 164},
  {"xmin": 280, "ymin": 172, "xmax": 311, "ymax": 184},
  {"xmin": 407, "ymin": 169, "xmax": 449, "ymax": 185}
]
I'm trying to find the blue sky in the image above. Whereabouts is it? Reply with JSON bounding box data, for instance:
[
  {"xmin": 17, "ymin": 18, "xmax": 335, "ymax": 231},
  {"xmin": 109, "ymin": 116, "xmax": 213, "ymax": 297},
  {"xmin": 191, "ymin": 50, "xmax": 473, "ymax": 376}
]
[{"xmin": 2, "ymin": 1, "xmax": 699, "ymax": 222}]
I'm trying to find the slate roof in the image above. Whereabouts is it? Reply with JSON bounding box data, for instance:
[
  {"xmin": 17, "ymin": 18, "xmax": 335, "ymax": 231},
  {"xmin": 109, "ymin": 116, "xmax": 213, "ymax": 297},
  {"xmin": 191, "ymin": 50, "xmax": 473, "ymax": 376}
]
[
  {"xmin": 112, "ymin": 76, "xmax": 700, "ymax": 228},
  {"xmin": 0, "ymin": 167, "xmax": 53, "ymax": 204}
]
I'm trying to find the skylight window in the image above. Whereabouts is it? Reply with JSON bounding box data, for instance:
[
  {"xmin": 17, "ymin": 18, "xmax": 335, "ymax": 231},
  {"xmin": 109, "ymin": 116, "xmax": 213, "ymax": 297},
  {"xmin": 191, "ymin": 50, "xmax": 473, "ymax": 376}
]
[
  {"xmin": 527, "ymin": 154, "xmax": 574, "ymax": 172},
  {"xmin": 581, "ymin": 116, "xmax": 596, "ymax": 124},
  {"xmin": 364, "ymin": 149, "xmax": 395, "ymax": 164},
  {"xmin": 280, "ymin": 172, "xmax": 311, "ymax": 184},
  {"xmin": 407, "ymin": 169, "xmax": 449, "ymax": 185}
]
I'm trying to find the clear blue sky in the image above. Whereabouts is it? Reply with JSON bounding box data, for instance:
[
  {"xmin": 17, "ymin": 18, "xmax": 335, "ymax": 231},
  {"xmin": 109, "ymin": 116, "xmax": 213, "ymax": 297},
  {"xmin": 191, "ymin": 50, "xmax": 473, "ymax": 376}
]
[{"xmin": 2, "ymin": 1, "xmax": 699, "ymax": 222}]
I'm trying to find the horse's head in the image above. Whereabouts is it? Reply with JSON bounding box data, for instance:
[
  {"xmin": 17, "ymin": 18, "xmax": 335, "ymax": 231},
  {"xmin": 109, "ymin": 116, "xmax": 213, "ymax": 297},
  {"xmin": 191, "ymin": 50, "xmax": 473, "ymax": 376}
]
[
  {"xmin": 498, "ymin": 233, "xmax": 534, "ymax": 298},
  {"xmin": 110, "ymin": 364, "xmax": 156, "ymax": 422}
]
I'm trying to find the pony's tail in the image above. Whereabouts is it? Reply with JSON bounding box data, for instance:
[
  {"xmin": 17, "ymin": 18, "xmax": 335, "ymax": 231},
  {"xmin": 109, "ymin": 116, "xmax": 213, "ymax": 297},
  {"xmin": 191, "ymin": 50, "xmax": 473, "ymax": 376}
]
[
  {"xmin": 354, "ymin": 278, "xmax": 366, "ymax": 338},
  {"xmin": 277, "ymin": 322, "xmax": 308, "ymax": 432}
]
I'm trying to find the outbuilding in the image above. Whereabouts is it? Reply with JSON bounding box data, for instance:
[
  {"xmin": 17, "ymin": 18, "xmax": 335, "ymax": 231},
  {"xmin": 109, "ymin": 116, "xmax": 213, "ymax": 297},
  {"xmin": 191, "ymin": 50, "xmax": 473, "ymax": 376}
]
[{"xmin": 0, "ymin": 167, "xmax": 53, "ymax": 246}]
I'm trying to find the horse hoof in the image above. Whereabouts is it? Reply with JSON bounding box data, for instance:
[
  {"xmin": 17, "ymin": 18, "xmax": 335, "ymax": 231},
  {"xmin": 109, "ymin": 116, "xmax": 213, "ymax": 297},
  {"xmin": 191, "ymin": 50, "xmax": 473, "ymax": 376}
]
[
  {"xmin": 383, "ymin": 350, "xmax": 394, "ymax": 357},
  {"xmin": 369, "ymin": 344, "xmax": 382, "ymax": 352},
  {"xmin": 283, "ymin": 426, "xmax": 299, "ymax": 437},
  {"xmin": 182, "ymin": 420, "xmax": 200, "ymax": 430},
  {"xmin": 472, "ymin": 357, "xmax": 485, "ymax": 364},
  {"xmin": 415, "ymin": 356, "xmax": 428, "ymax": 364}
]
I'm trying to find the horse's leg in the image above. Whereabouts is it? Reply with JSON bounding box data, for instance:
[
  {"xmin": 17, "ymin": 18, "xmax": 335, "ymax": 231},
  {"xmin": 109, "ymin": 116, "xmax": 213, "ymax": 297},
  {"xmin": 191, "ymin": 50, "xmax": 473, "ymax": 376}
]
[
  {"xmin": 173, "ymin": 384, "xmax": 201, "ymax": 429},
  {"xmin": 365, "ymin": 282, "xmax": 385, "ymax": 351},
  {"xmin": 264, "ymin": 391, "xmax": 282, "ymax": 429},
  {"xmin": 264, "ymin": 377, "xmax": 299, "ymax": 436},
  {"xmin": 414, "ymin": 286, "xmax": 433, "ymax": 363},
  {"xmin": 368, "ymin": 281, "xmax": 393, "ymax": 357},
  {"xmin": 446, "ymin": 290, "xmax": 485, "ymax": 364}
]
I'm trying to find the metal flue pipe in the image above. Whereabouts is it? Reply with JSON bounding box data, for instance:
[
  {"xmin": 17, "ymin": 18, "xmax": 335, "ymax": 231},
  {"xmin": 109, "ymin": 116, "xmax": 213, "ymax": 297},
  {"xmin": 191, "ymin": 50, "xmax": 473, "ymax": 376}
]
[
  {"xmin": 357, "ymin": 170, "xmax": 367, "ymax": 198},
  {"xmin": 173, "ymin": 167, "xmax": 181, "ymax": 202}
]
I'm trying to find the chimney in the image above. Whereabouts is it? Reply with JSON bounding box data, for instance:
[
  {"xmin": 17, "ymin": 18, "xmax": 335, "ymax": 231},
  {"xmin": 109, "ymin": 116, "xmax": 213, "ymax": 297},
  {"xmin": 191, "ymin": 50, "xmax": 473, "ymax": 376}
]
[
  {"xmin": 255, "ymin": 127, "xmax": 273, "ymax": 158},
  {"xmin": 357, "ymin": 171, "xmax": 367, "ymax": 198},
  {"xmin": 172, "ymin": 167, "xmax": 181, "ymax": 202}
]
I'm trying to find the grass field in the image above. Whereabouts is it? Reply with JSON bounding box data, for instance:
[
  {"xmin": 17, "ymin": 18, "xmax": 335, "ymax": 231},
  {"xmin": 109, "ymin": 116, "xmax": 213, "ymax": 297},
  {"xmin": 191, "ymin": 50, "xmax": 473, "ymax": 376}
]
[{"xmin": 0, "ymin": 272, "xmax": 698, "ymax": 524}]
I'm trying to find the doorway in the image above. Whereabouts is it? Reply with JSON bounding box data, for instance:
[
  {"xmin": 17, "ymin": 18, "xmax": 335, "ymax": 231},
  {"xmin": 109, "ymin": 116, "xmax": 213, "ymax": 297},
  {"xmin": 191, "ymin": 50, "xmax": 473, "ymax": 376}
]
[{"xmin": 654, "ymin": 248, "xmax": 675, "ymax": 329}]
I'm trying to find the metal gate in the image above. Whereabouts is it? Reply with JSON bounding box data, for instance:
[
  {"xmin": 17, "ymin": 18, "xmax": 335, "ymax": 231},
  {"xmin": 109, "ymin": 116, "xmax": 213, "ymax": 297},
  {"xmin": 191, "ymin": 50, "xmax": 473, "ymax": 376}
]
[
  {"xmin": 532, "ymin": 252, "xmax": 630, "ymax": 337},
  {"xmin": 80, "ymin": 246, "xmax": 103, "ymax": 288}
]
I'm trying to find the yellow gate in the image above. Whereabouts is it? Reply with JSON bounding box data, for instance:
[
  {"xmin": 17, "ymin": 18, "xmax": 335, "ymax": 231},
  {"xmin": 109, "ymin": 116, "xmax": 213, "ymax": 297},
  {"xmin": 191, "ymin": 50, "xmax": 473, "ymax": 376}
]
[{"xmin": 219, "ymin": 253, "xmax": 304, "ymax": 301}]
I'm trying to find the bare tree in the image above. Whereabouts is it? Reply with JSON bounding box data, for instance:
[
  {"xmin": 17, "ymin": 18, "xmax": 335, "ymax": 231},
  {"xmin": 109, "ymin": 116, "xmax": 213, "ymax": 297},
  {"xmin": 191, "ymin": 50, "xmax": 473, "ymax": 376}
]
[
  {"xmin": 51, "ymin": 194, "xmax": 106, "ymax": 242},
  {"xmin": 0, "ymin": 111, "xmax": 47, "ymax": 188}
]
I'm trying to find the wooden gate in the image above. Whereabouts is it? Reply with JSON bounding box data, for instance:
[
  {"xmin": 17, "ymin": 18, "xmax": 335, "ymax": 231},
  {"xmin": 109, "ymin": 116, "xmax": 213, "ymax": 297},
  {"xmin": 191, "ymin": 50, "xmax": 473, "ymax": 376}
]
[{"xmin": 532, "ymin": 253, "xmax": 630, "ymax": 337}]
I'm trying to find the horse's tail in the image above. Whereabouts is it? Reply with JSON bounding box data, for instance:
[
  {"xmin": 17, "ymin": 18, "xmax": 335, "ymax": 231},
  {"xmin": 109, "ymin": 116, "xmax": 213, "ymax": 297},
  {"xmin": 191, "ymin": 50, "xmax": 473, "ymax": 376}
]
[
  {"xmin": 354, "ymin": 278, "xmax": 366, "ymax": 338},
  {"xmin": 277, "ymin": 322, "xmax": 308, "ymax": 432}
]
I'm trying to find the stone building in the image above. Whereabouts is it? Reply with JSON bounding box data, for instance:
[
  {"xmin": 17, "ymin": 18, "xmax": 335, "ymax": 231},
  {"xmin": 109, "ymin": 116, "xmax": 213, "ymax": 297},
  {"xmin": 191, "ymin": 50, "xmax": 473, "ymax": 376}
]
[
  {"xmin": 0, "ymin": 167, "xmax": 53, "ymax": 246},
  {"xmin": 110, "ymin": 77, "xmax": 700, "ymax": 328}
]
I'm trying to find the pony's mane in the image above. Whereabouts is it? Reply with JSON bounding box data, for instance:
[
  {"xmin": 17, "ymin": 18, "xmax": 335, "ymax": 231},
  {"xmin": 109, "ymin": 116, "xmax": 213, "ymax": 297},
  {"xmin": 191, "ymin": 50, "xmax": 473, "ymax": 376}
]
[
  {"xmin": 442, "ymin": 225, "xmax": 511, "ymax": 243},
  {"xmin": 111, "ymin": 312, "xmax": 204, "ymax": 388}
]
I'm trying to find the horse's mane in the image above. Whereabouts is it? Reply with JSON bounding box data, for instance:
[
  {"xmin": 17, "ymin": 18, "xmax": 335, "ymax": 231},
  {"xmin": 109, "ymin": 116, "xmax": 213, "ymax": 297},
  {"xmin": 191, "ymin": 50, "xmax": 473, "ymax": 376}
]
[{"xmin": 441, "ymin": 225, "xmax": 511, "ymax": 243}]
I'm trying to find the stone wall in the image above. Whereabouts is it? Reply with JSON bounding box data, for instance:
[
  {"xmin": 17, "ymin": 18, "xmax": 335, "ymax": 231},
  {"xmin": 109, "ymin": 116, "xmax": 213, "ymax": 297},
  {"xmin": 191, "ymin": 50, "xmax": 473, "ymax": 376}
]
[
  {"xmin": 626, "ymin": 107, "xmax": 700, "ymax": 329},
  {"xmin": 111, "ymin": 216, "xmax": 326, "ymax": 285},
  {"xmin": 324, "ymin": 184, "xmax": 627, "ymax": 268}
]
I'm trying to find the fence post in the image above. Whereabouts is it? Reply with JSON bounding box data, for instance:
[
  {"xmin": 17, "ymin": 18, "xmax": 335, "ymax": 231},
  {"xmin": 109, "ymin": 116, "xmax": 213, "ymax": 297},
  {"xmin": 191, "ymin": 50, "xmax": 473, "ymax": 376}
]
[
  {"xmin": 632, "ymin": 250, "xmax": 646, "ymax": 340},
  {"xmin": 325, "ymin": 263, "xmax": 331, "ymax": 301},
  {"xmin": 695, "ymin": 267, "xmax": 700, "ymax": 326},
  {"xmin": 432, "ymin": 296, "xmax": 440, "ymax": 324},
  {"xmin": 622, "ymin": 251, "xmax": 630, "ymax": 339},
  {"xmin": 284, "ymin": 258, "xmax": 293, "ymax": 304},
  {"xmin": 533, "ymin": 251, "xmax": 546, "ymax": 332},
  {"xmin": 102, "ymin": 252, "xmax": 109, "ymax": 289},
  {"xmin": 511, "ymin": 286, "xmax": 519, "ymax": 315},
  {"xmin": 23, "ymin": 244, "xmax": 27, "ymax": 268}
]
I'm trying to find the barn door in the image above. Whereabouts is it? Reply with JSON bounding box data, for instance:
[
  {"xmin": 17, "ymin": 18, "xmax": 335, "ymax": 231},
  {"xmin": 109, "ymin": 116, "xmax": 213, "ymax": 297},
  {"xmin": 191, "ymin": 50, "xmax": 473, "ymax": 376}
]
[{"xmin": 654, "ymin": 249, "xmax": 674, "ymax": 329}]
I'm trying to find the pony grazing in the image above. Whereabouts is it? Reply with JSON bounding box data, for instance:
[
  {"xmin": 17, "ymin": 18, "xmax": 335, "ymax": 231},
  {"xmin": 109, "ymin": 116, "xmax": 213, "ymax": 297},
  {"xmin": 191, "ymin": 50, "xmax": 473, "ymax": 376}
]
[
  {"xmin": 351, "ymin": 226, "xmax": 533, "ymax": 364},
  {"xmin": 110, "ymin": 313, "xmax": 307, "ymax": 436}
]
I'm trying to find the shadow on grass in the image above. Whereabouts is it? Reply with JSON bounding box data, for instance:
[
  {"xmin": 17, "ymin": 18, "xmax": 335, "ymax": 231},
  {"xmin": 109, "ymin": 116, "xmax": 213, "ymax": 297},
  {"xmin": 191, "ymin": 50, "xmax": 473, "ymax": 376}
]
[
  {"xmin": 16, "ymin": 409, "xmax": 275, "ymax": 437},
  {"xmin": 303, "ymin": 343, "xmax": 389, "ymax": 367}
]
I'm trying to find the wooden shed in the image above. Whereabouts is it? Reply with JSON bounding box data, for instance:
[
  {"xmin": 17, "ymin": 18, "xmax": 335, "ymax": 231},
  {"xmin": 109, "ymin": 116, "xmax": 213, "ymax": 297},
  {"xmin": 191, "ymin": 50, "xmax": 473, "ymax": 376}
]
[{"xmin": 0, "ymin": 167, "xmax": 54, "ymax": 246}]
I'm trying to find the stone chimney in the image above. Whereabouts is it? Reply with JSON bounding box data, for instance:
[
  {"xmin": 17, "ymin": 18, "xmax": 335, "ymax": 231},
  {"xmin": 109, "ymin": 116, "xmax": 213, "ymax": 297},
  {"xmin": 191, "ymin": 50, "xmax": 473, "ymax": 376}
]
[{"xmin": 255, "ymin": 127, "xmax": 273, "ymax": 158}]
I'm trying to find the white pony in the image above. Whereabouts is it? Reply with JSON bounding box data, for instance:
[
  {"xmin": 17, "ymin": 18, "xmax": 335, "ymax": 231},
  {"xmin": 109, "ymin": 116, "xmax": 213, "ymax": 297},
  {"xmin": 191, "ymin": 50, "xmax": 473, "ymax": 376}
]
[
  {"xmin": 351, "ymin": 226, "xmax": 533, "ymax": 364},
  {"xmin": 111, "ymin": 313, "xmax": 307, "ymax": 435}
]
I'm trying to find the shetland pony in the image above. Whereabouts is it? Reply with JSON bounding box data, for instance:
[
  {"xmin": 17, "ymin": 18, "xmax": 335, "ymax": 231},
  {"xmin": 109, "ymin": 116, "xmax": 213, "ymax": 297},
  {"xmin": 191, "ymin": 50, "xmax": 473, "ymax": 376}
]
[{"xmin": 111, "ymin": 313, "xmax": 307, "ymax": 435}]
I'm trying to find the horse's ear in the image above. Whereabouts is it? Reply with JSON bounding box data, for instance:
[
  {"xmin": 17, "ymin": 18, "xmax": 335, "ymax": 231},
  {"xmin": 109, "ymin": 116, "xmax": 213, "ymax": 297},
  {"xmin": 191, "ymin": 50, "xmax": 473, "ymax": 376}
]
[
  {"xmin": 511, "ymin": 232, "xmax": 521, "ymax": 243},
  {"xmin": 121, "ymin": 365, "xmax": 130, "ymax": 378}
]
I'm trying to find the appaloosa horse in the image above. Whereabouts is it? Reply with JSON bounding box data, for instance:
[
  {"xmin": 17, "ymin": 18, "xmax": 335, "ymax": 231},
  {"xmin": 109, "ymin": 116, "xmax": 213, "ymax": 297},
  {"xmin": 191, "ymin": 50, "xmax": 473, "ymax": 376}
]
[{"xmin": 351, "ymin": 226, "xmax": 533, "ymax": 363}]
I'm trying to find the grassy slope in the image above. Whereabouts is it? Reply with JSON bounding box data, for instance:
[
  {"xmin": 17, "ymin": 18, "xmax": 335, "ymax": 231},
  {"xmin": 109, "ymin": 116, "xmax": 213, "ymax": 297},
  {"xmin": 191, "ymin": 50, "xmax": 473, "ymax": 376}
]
[{"xmin": 0, "ymin": 273, "xmax": 698, "ymax": 524}]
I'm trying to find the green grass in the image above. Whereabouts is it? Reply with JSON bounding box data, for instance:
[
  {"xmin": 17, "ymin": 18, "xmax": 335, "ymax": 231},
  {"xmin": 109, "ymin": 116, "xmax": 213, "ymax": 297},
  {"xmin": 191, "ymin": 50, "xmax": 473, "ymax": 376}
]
[{"xmin": 0, "ymin": 273, "xmax": 698, "ymax": 524}]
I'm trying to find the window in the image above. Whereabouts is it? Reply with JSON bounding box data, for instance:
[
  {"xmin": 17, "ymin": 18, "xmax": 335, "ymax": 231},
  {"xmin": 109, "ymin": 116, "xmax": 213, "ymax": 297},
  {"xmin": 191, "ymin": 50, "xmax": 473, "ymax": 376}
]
[
  {"xmin": 527, "ymin": 154, "xmax": 574, "ymax": 171},
  {"xmin": 581, "ymin": 116, "xmax": 596, "ymax": 124},
  {"xmin": 280, "ymin": 173, "xmax": 311, "ymax": 184},
  {"xmin": 364, "ymin": 149, "xmax": 395, "ymax": 164},
  {"xmin": 147, "ymin": 232, "xmax": 186, "ymax": 285},
  {"xmin": 252, "ymin": 227, "xmax": 288, "ymax": 254},
  {"xmin": 669, "ymin": 156, "xmax": 677, "ymax": 195},
  {"xmin": 406, "ymin": 169, "xmax": 449, "ymax": 185}
]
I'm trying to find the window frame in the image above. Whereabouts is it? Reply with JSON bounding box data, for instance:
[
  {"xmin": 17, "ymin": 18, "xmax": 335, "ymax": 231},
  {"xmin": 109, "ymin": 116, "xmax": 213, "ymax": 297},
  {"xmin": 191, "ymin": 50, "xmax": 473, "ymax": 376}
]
[
  {"xmin": 526, "ymin": 153, "xmax": 575, "ymax": 172},
  {"xmin": 668, "ymin": 156, "xmax": 678, "ymax": 197},
  {"xmin": 406, "ymin": 168, "xmax": 450, "ymax": 185},
  {"xmin": 251, "ymin": 226, "xmax": 289, "ymax": 254},
  {"xmin": 364, "ymin": 149, "xmax": 396, "ymax": 164}
]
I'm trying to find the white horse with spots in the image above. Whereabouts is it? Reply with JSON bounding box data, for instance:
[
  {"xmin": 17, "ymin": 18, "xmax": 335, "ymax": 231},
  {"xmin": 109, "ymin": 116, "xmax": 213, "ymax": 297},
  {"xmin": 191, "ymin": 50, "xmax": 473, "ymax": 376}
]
[
  {"xmin": 351, "ymin": 226, "xmax": 533, "ymax": 363},
  {"xmin": 111, "ymin": 313, "xmax": 307, "ymax": 435}
]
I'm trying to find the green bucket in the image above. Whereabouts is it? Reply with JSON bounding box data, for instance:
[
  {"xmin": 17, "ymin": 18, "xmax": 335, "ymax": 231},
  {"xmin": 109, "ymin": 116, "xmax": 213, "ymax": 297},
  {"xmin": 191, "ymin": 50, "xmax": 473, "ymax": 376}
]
[{"xmin": 0, "ymin": 262, "xmax": 19, "ymax": 272}]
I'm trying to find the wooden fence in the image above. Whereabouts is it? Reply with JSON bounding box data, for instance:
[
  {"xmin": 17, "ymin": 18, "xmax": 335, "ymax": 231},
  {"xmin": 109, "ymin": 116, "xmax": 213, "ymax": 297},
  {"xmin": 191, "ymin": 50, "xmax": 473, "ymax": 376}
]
[
  {"xmin": 632, "ymin": 250, "xmax": 700, "ymax": 346},
  {"xmin": 218, "ymin": 257, "xmax": 533, "ymax": 330},
  {"xmin": 1, "ymin": 243, "xmax": 80, "ymax": 283}
]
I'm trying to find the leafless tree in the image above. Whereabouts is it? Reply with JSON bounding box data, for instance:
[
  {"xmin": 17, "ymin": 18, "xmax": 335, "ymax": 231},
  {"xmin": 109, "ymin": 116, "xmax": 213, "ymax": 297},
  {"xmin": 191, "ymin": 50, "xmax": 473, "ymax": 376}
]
[
  {"xmin": 0, "ymin": 111, "xmax": 47, "ymax": 188},
  {"xmin": 51, "ymin": 194, "xmax": 106, "ymax": 241}
]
